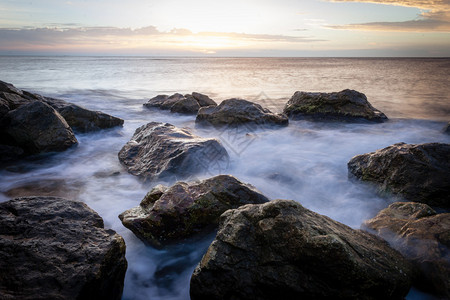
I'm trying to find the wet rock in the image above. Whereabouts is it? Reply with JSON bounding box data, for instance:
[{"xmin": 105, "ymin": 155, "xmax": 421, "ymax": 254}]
[
  {"xmin": 118, "ymin": 122, "xmax": 228, "ymax": 181},
  {"xmin": 195, "ymin": 98, "xmax": 288, "ymax": 127},
  {"xmin": 144, "ymin": 92, "xmax": 217, "ymax": 114},
  {"xmin": 364, "ymin": 202, "xmax": 449, "ymax": 297},
  {"xmin": 41, "ymin": 97, "xmax": 124, "ymax": 133},
  {"xmin": 191, "ymin": 199, "xmax": 413, "ymax": 300},
  {"xmin": 0, "ymin": 81, "xmax": 124, "ymax": 133},
  {"xmin": 5, "ymin": 179, "xmax": 84, "ymax": 199},
  {"xmin": 119, "ymin": 175, "xmax": 269, "ymax": 248},
  {"xmin": 0, "ymin": 144, "xmax": 24, "ymax": 162},
  {"xmin": 283, "ymin": 89, "xmax": 387, "ymax": 122},
  {"xmin": 348, "ymin": 142, "xmax": 450, "ymax": 209},
  {"xmin": 1, "ymin": 101, "xmax": 78, "ymax": 154},
  {"xmin": 0, "ymin": 196, "xmax": 127, "ymax": 300},
  {"xmin": 0, "ymin": 80, "xmax": 123, "ymax": 161}
]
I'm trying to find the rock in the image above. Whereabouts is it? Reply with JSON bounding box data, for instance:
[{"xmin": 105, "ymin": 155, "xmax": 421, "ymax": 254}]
[
  {"xmin": 191, "ymin": 199, "xmax": 413, "ymax": 300},
  {"xmin": 144, "ymin": 92, "xmax": 217, "ymax": 114},
  {"xmin": 118, "ymin": 122, "xmax": 229, "ymax": 181},
  {"xmin": 444, "ymin": 122, "xmax": 450, "ymax": 134},
  {"xmin": 5, "ymin": 179, "xmax": 84, "ymax": 199},
  {"xmin": 41, "ymin": 97, "xmax": 124, "ymax": 133},
  {"xmin": 170, "ymin": 94, "xmax": 201, "ymax": 114},
  {"xmin": 0, "ymin": 196, "xmax": 127, "ymax": 300},
  {"xmin": 1, "ymin": 101, "xmax": 78, "ymax": 154},
  {"xmin": 283, "ymin": 89, "xmax": 387, "ymax": 122},
  {"xmin": 192, "ymin": 92, "xmax": 217, "ymax": 107},
  {"xmin": 0, "ymin": 81, "xmax": 124, "ymax": 133},
  {"xmin": 119, "ymin": 175, "xmax": 269, "ymax": 248},
  {"xmin": 0, "ymin": 144, "xmax": 24, "ymax": 162},
  {"xmin": 195, "ymin": 98, "xmax": 289, "ymax": 127},
  {"xmin": 0, "ymin": 80, "xmax": 123, "ymax": 160},
  {"xmin": 348, "ymin": 142, "xmax": 450, "ymax": 209},
  {"xmin": 364, "ymin": 202, "xmax": 450, "ymax": 297}
]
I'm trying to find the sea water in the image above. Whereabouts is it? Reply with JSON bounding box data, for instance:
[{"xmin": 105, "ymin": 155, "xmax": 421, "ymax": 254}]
[{"xmin": 0, "ymin": 56, "xmax": 449, "ymax": 299}]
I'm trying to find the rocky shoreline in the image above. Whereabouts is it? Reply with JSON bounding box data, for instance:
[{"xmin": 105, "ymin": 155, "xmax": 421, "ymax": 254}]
[{"xmin": 1, "ymin": 81, "xmax": 449, "ymax": 299}]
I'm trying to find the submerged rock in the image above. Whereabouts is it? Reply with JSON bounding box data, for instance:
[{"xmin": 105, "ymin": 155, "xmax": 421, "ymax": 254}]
[
  {"xmin": 283, "ymin": 89, "xmax": 387, "ymax": 122},
  {"xmin": 195, "ymin": 98, "xmax": 288, "ymax": 127},
  {"xmin": 118, "ymin": 122, "xmax": 229, "ymax": 181},
  {"xmin": 1, "ymin": 101, "xmax": 78, "ymax": 154},
  {"xmin": 119, "ymin": 175, "xmax": 269, "ymax": 248},
  {"xmin": 348, "ymin": 142, "xmax": 450, "ymax": 209},
  {"xmin": 144, "ymin": 92, "xmax": 217, "ymax": 114},
  {"xmin": 0, "ymin": 196, "xmax": 127, "ymax": 300},
  {"xmin": 190, "ymin": 199, "xmax": 413, "ymax": 300},
  {"xmin": 364, "ymin": 202, "xmax": 449, "ymax": 297}
]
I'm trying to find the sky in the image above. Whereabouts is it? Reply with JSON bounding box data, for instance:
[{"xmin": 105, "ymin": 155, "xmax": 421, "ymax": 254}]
[{"xmin": 0, "ymin": 0, "xmax": 449, "ymax": 56}]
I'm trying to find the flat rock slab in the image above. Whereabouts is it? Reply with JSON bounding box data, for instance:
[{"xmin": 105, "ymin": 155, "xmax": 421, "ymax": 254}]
[
  {"xmin": 195, "ymin": 98, "xmax": 288, "ymax": 127},
  {"xmin": 191, "ymin": 199, "xmax": 413, "ymax": 300},
  {"xmin": 119, "ymin": 175, "xmax": 269, "ymax": 248},
  {"xmin": 118, "ymin": 122, "xmax": 229, "ymax": 181},
  {"xmin": 348, "ymin": 142, "xmax": 450, "ymax": 209},
  {"xmin": 0, "ymin": 196, "xmax": 127, "ymax": 300},
  {"xmin": 144, "ymin": 92, "xmax": 217, "ymax": 115},
  {"xmin": 364, "ymin": 202, "xmax": 450, "ymax": 298},
  {"xmin": 283, "ymin": 89, "xmax": 387, "ymax": 122}
]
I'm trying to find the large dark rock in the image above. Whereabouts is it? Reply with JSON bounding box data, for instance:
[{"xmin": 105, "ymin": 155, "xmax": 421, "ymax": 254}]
[
  {"xmin": 118, "ymin": 122, "xmax": 229, "ymax": 181},
  {"xmin": 40, "ymin": 96, "xmax": 124, "ymax": 133},
  {"xmin": 283, "ymin": 89, "xmax": 387, "ymax": 122},
  {"xmin": 1, "ymin": 101, "xmax": 78, "ymax": 154},
  {"xmin": 0, "ymin": 80, "xmax": 123, "ymax": 161},
  {"xmin": 0, "ymin": 196, "xmax": 127, "ymax": 300},
  {"xmin": 195, "ymin": 98, "xmax": 288, "ymax": 127},
  {"xmin": 119, "ymin": 175, "xmax": 269, "ymax": 248},
  {"xmin": 0, "ymin": 80, "xmax": 124, "ymax": 133},
  {"xmin": 144, "ymin": 92, "xmax": 217, "ymax": 114},
  {"xmin": 191, "ymin": 199, "xmax": 413, "ymax": 300},
  {"xmin": 348, "ymin": 142, "xmax": 450, "ymax": 209},
  {"xmin": 363, "ymin": 202, "xmax": 449, "ymax": 297}
]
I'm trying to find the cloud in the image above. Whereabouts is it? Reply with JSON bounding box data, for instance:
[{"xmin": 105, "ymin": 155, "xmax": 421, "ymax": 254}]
[
  {"xmin": 0, "ymin": 25, "xmax": 322, "ymax": 53},
  {"xmin": 326, "ymin": 0, "xmax": 450, "ymax": 32}
]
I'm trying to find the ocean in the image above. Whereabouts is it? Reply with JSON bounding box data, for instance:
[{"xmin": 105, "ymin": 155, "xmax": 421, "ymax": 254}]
[{"xmin": 1, "ymin": 56, "xmax": 449, "ymax": 299}]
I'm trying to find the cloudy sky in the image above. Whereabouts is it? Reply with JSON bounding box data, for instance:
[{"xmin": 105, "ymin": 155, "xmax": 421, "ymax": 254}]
[{"xmin": 0, "ymin": 0, "xmax": 449, "ymax": 56}]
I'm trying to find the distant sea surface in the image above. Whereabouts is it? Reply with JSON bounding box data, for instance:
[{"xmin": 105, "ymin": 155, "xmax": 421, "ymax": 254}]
[{"xmin": 1, "ymin": 56, "xmax": 449, "ymax": 300}]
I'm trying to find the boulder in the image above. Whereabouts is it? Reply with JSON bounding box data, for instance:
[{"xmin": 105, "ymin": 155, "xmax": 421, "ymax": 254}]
[
  {"xmin": 348, "ymin": 142, "xmax": 450, "ymax": 209},
  {"xmin": 364, "ymin": 202, "xmax": 449, "ymax": 297},
  {"xmin": 40, "ymin": 96, "xmax": 124, "ymax": 133},
  {"xmin": 195, "ymin": 98, "xmax": 288, "ymax": 127},
  {"xmin": 1, "ymin": 101, "xmax": 78, "ymax": 154},
  {"xmin": 119, "ymin": 175, "xmax": 269, "ymax": 248},
  {"xmin": 0, "ymin": 80, "xmax": 123, "ymax": 160},
  {"xmin": 190, "ymin": 199, "xmax": 413, "ymax": 300},
  {"xmin": 118, "ymin": 122, "xmax": 229, "ymax": 181},
  {"xmin": 0, "ymin": 80, "xmax": 124, "ymax": 133},
  {"xmin": 0, "ymin": 196, "xmax": 127, "ymax": 300},
  {"xmin": 144, "ymin": 92, "xmax": 217, "ymax": 114},
  {"xmin": 283, "ymin": 89, "xmax": 387, "ymax": 122}
]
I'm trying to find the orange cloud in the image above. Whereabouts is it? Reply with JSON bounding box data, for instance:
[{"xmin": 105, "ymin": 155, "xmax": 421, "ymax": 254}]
[{"xmin": 326, "ymin": 0, "xmax": 450, "ymax": 32}]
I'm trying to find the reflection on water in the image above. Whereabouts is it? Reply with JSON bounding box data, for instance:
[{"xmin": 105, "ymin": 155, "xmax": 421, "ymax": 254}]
[{"xmin": 0, "ymin": 57, "xmax": 449, "ymax": 299}]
